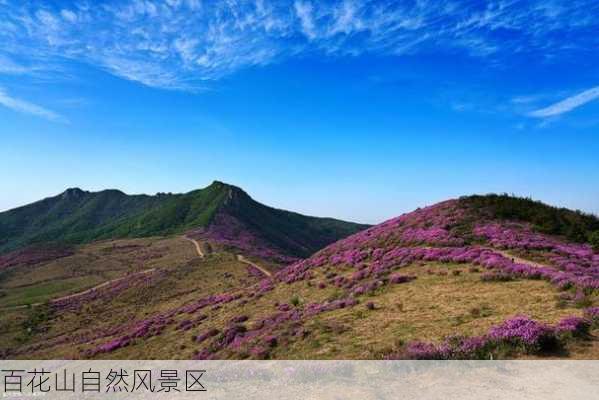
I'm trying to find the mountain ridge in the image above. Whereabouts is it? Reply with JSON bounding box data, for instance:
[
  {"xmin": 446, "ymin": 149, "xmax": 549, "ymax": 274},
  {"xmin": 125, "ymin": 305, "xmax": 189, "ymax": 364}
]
[{"xmin": 0, "ymin": 181, "xmax": 369, "ymax": 260}]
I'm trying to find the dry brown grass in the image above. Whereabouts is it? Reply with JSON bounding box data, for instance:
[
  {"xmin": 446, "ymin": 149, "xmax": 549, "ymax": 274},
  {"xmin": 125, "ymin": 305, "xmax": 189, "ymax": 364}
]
[
  {"xmin": 278, "ymin": 262, "xmax": 581, "ymax": 359},
  {"xmin": 0, "ymin": 237, "xmax": 199, "ymax": 308},
  {"xmin": 6, "ymin": 255, "xmax": 594, "ymax": 360}
]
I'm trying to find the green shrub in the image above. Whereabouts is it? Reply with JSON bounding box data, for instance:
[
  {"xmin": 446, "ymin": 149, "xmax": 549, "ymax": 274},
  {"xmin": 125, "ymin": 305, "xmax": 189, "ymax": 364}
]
[
  {"xmin": 290, "ymin": 295, "xmax": 303, "ymax": 307},
  {"xmin": 461, "ymin": 194, "xmax": 599, "ymax": 245},
  {"xmin": 589, "ymin": 231, "xmax": 599, "ymax": 252}
]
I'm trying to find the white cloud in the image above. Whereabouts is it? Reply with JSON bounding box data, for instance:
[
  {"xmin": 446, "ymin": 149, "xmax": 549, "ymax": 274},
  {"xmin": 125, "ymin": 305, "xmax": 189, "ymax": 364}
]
[
  {"xmin": 329, "ymin": 0, "xmax": 362, "ymax": 35},
  {"xmin": 35, "ymin": 9, "xmax": 60, "ymax": 30},
  {"xmin": 511, "ymin": 95, "xmax": 540, "ymax": 104},
  {"xmin": 294, "ymin": 1, "xmax": 316, "ymax": 40},
  {"xmin": 60, "ymin": 9, "xmax": 78, "ymax": 23},
  {"xmin": 528, "ymin": 86, "xmax": 599, "ymax": 118},
  {"xmin": 0, "ymin": 55, "xmax": 29, "ymax": 74},
  {"xmin": 0, "ymin": 87, "xmax": 67, "ymax": 122},
  {"xmin": 0, "ymin": 0, "xmax": 597, "ymax": 91},
  {"xmin": 99, "ymin": 56, "xmax": 197, "ymax": 91}
]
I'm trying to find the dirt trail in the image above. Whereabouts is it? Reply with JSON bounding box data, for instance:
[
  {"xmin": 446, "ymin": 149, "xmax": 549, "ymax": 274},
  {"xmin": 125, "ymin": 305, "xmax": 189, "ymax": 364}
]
[
  {"xmin": 237, "ymin": 254, "xmax": 272, "ymax": 278},
  {"xmin": 51, "ymin": 268, "xmax": 156, "ymax": 304},
  {"xmin": 183, "ymin": 235, "xmax": 270, "ymax": 278},
  {"xmin": 184, "ymin": 236, "xmax": 205, "ymax": 258},
  {"xmin": 2, "ymin": 269, "xmax": 156, "ymax": 311},
  {"xmin": 485, "ymin": 247, "xmax": 549, "ymax": 269},
  {"xmin": 4, "ymin": 237, "xmax": 259, "ymax": 311}
]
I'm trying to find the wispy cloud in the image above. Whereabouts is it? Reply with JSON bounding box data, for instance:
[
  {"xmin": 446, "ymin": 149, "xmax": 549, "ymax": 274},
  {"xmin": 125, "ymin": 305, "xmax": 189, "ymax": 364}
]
[
  {"xmin": 0, "ymin": 1, "xmax": 598, "ymax": 90},
  {"xmin": 0, "ymin": 87, "xmax": 67, "ymax": 123},
  {"xmin": 528, "ymin": 86, "xmax": 599, "ymax": 118},
  {"xmin": 294, "ymin": 1, "xmax": 317, "ymax": 40},
  {"xmin": 0, "ymin": 55, "xmax": 31, "ymax": 74}
]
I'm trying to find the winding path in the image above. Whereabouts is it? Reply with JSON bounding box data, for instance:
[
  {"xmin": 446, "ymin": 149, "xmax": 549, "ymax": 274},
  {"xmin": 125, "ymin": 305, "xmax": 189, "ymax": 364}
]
[
  {"xmin": 3, "ymin": 237, "xmax": 264, "ymax": 311},
  {"xmin": 183, "ymin": 235, "xmax": 271, "ymax": 278},
  {"xmin": 184, "ymin": 236, "xmax": 205, "ymax": 258},
  {"xmin": 52, "ymin": 269, "xmax": 156, "ymax": 303},
  {"xmin": 2, "ymin": 268, "xmax": 156, "ymax": 310},
  {"xmin": 485, "ymin": 247, "xmax": 549, "ymax": 269},
  {"xmin": 237, "ymin": 254, "xmax": 272, "ymax": 278}
]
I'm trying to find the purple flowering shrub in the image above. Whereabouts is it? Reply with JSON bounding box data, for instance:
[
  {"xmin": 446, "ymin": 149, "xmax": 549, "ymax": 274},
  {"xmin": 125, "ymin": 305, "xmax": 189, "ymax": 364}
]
[
  {"xmin": 584, "ymin": 307, "xmax": 599, "ymax": 328},
  {"xmin": 52, "ymin": 269, "xmax": 166, "ymax": 312},
  {"xmin": 399, "ymin": 336, "xmax": 489, "ymax": 360},
  {"xmin": 555, "ymin": 316, "xmax": 591, "ymax": 338},
  {"xmin": 275, "ymin": 200, "xmax": 599, "ymax": 295},
  {"xmin": 488, "ymin": 316, "xmax": 557, "ymax": 352},
  {"xmin": 190, "ymin": 212, "xmax": 299, "ymax": 264},
  {"xmin": 387, "ymin": 314, "xmax": 592, "ymax": 360},
  {"xmin": 389, "ymin": 274, "xmax": 416, "ymax": 284},
  {"xmin": 191, "ymin": 296, "xmax": 363, "ymax": 360},
  {"xmin": 313, "ymin": 200, "xmax": 466, "ymax": 255},
  {"xmin": 276, "ymin": 235, "xmax": 598, "ymax": 293},
  {"xmin": 474, "ymin": 223, "xmax": 599, "ymax": 291},
  {"xmin": 82, "ymin": 288, "xmax": 246, "ymax": 357},
  {"xmin": 195, "ymin": 328, "xmax": 220, "ymax": 343},
  {"xmin": 246, "ymin": 265, "xmax": 265, "ymax": 279},
  {"xmin": 0, "ymin": 245, "xmax": 74, "ymax": 271}
]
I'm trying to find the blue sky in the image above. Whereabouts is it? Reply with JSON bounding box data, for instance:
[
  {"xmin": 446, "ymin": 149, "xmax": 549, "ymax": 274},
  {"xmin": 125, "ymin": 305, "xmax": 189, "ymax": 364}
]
[{"xmin": 1, "ymin": 0, "xmax": 598, "ymax": 224}]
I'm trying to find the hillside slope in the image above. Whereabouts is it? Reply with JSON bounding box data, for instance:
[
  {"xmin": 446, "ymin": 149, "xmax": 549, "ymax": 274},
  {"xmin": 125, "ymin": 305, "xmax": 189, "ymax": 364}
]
[
  {"xmin": 0, "ymin": 181, "xmax": 368, "ymax": 261},
  {"xmin": 6, "ymin": 194, "xmax": 597, "ymax": 360},
  {"xmin": 189, "ymin": 183, "xmax": 371, "ymax": 263}
]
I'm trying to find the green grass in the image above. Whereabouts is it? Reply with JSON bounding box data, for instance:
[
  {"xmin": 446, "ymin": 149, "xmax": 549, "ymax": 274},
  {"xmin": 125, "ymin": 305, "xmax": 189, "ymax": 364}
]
[
  {"xmin": 1, "ymin": 278, "xmax": 93, "ymax": 307},
  {"xmin": 0, "ymin": 236, "xmax": 199, "ymax": 308}
]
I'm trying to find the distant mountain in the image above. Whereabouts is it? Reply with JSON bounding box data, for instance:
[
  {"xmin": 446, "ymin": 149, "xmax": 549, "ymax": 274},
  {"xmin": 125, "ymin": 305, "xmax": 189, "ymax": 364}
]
[{"xmin": 0, "ymin": 181, "xmax": 369, "ymax": 260}]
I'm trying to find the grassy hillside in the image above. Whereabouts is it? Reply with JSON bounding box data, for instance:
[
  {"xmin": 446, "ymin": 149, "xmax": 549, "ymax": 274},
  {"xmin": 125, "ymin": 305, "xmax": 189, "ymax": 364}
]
[
  {"xmin": 0, "ymin": 188, "xmax": 161, "ymax": 252},
  {"xmin": 0, "ymin": 183, "xmax": 230, "ymax": 253},
  {"xmin": 0, "ymin": 237, "xmax": 198, "ymax": 308},
  {"xmin": 0, "ymin": 246, "xmax": 264, "ymax": 356},
  {"xmin": 0, "ymin": 181, "xmax": 367, "ymax": 258},
  {"xmin": 3, "ymin": 195, "xmax": 596, "ymax": 360},
  {"xmin": 204, "ymin": 184, "xmax": 371, "ymax": 260}
]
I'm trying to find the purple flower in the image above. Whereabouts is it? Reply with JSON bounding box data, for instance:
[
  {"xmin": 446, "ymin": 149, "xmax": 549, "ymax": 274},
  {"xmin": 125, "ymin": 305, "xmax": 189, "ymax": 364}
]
[
  {"xmin": 249, "ymin": 346, "xmax": 269, "ymax": 359},
  {"xmin": 230, "ymin": 315, "xmax": 249, "ymax": 324},
  {"xmin": 405, "ymin": 342, "xmax": 444, "ymax": 360},
  {"xmin": 196, "ymin": 328, "xmax": 220, "ymax": 343},
  {"xmin": 488, "ymin": 316, "xmax": 554, "ymax": 350},
  {"xmin": 389, "ymin": 274, "xmax": 416, "ymax": 284},
  {"xmin": 583, "ymin": 307, "xmax": 599, "ymax": 321},
  {"xmin": 556, "ymin": 316, "xmax": 590, "ymax": 337},
  {"xmin": 264, "ymin": 335, "xmax": 278, "ymax": 347}
]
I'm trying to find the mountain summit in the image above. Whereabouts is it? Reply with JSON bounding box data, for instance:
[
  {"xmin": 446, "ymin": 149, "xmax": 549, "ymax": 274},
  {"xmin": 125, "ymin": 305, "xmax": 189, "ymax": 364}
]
[
  {"xmin": 0, "ymin": 181, "xmax": 369, "ymax": 261},
  {"xmin": 188, "ymin": 181, "xmax": 370, "ymax": 263}
]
